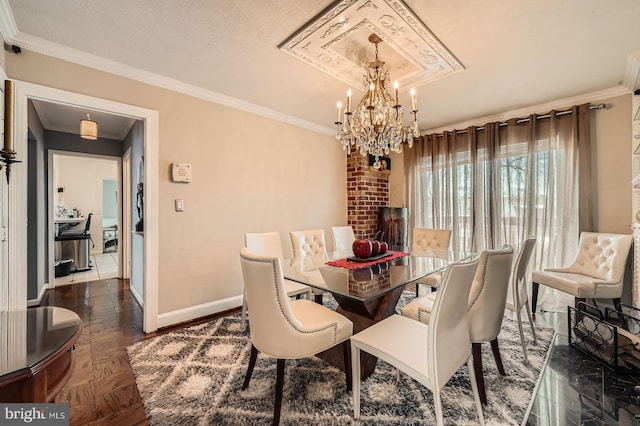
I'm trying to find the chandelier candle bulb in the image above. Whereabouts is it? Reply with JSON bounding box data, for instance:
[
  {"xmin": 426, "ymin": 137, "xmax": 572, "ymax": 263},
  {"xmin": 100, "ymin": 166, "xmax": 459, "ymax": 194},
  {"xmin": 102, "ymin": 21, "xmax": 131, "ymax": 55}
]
[
  {"xmin": 411, "ymin": 88, "xmax": 417, "ymax": 111},
  {"xmin": 394, "ymin": 80, "xmax": 399, "ymax": 105},
  {"xmin": 337, "ymin": 101, "xmax": 342, "ymax": 122},
  {"xmin": 347, "ymin": 88, "xmax": 352, "ymax": 113}
]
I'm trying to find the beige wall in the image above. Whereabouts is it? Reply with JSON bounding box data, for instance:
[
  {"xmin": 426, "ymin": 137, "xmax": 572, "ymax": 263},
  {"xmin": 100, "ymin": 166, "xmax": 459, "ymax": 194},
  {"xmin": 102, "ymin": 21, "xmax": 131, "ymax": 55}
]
[
  {"xmin": 8, "ymin": 51, "xmax": 346, "ymax": 316},
  {"xmin": 592, "ymin": 94, "xmax": 632, "ymax": 233}
]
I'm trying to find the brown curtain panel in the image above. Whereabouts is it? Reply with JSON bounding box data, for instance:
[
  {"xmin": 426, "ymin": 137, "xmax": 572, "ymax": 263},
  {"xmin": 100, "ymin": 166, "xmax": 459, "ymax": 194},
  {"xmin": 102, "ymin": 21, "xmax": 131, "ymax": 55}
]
[{"xmin": 405, "ymin": 104, "xmax": 593, "ymax": 311}]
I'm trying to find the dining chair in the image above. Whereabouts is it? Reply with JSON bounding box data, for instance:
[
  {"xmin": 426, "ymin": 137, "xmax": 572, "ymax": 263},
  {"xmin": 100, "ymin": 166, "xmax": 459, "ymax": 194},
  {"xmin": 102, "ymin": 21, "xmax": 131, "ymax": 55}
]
[
  {"xmin": 531, "ymin": 232, "xmax": 633, "ymax": 316},
  {"xmin": 504, "ymin": 237, "xmax": 537, "ymax": 365},
  {"xmin": 239, "ymin": 247, "xmax": 353, "ymax": 426},
  {"xmin": 290, "ymin": 229, "xmax": 328, "ymax": 303},
  {"xmin": 331, "ymin": 225, "xmax": 356, "ymax": 252},
  {"xmin": 412, "ymin": 228, "xmax": 452, "ymax": 296},
  {"xmin": 401, "ymin": 245, "xmax": 513, "ymax": 405},
  {"xmin": 351, "ymin": 257, "xmax": 484, "ymax": 426},
  {"xmin": 242, "ymin": 232, "xmax": 312, "ymax": 328}
]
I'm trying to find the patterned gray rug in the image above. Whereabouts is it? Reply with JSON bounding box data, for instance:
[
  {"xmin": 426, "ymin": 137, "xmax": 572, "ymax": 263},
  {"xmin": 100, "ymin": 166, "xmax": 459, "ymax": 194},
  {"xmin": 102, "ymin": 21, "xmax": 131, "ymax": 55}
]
[{"xmin": 127, "ymin": 293, "xmax": 554, "ymax": 425}]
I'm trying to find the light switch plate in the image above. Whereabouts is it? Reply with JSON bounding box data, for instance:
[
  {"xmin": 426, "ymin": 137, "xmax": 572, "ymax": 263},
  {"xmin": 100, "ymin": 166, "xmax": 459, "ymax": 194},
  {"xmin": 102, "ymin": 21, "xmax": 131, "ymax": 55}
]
[{"xmin": 175, "ymin": 199, "xmax": 184, "ymax": 212}]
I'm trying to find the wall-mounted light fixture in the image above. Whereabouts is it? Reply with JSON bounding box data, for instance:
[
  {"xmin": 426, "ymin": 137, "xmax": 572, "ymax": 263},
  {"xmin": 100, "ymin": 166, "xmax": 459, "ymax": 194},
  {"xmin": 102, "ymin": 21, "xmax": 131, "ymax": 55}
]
[
  {"xmin": 80, "ymin": 113, "xmax": 98, "ymax": 140},
  {"xmin": 1, "ymin": 79, "xmax": 20, "ymax": 183}
]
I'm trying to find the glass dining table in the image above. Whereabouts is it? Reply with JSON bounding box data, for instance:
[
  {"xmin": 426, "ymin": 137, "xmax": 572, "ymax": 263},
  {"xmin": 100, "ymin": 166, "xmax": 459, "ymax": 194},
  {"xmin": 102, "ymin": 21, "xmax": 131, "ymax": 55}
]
[{"xmin": 281, "ymin": 248, "xmax": 476, "ymax": 378}]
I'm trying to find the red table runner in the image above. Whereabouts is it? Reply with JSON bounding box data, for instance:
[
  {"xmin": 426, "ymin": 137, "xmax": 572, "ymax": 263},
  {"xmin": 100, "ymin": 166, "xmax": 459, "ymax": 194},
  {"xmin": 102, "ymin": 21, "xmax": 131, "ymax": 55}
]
[{"xmin": 326, "ymin": 250, "xmax": 410, "ymax": 270}]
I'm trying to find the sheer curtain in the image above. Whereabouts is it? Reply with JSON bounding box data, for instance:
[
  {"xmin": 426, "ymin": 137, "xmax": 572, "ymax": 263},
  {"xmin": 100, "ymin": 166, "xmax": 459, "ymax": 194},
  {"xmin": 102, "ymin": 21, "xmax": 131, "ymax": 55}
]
[{"xmin": 405, "ymin": 104, "xmax": 592, "ymax": 311}]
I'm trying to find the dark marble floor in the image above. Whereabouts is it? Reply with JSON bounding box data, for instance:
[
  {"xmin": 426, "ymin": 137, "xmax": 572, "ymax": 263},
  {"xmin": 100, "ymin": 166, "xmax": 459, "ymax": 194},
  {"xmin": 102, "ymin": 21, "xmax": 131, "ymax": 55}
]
[{"xmin": 527, "ymin": 311, "xmax": 640, "ymax": 426}]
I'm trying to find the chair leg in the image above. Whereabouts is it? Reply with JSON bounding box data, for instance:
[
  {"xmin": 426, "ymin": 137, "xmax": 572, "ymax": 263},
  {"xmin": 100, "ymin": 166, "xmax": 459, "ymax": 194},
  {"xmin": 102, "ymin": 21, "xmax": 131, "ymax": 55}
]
[
  {"xmin": 490, "ymin": 339, "xmax": 506, "ymax": 376},
  {"xmin": 524, "ymin": 301, "xmax": 538, "ymax": 345},
  {"xmin": 434, "ymin": 386, "xmax": 444, "ymax": 426},
  {"xmin": 472, "ymin": 343, "xmax": 487, "ymax": 405},
  {"xmin": 273, "ymin": 359, "xmax": 285, "ymax": 426},
  {"xmin": 531, "ymin": 281, "xmax": 539, "ymax": 317},
  {"xmin": 342, "ymin": 340, "xmax": 352, "ymax": 392},
  {"xmin": 515, "ymin": 307, "xmax": 529, "ymax": 365},
  {"xmin": 242, "ymin": 344, "xmax": 259, "ymax": 390},
  {"xmin": 613, "ymin": 298, "xmax": 622, "ymax": 311},
  {"xmin": 351, "ymin": 342, "xmax": 361, "ymax": 419},
  {"xmin": 467, "ymin": 357, "xmax": 485, "ymax": 425},
  {"xmin": 415, "ymin": 283, "xmax": 420, "ymax": 297}
]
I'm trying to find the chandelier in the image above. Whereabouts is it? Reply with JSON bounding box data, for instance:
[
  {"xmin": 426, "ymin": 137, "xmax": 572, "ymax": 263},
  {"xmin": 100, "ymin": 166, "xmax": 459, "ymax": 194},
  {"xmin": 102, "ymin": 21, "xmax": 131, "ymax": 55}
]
[{"xmin": 335, "ymin": 34, "xmax": 419, "ymax": 163}]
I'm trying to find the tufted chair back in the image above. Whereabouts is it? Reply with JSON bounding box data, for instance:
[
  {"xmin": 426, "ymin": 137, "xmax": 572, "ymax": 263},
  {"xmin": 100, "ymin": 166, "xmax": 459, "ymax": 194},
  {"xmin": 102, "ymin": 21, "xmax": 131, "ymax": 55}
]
[
  {"xmin": 239, "ymin": 247, "xmax": 348, "ymax": 358},
  {"xmin": 467, "ymin": 245, "xmax": 514, "ymax": 343},
  {"xmin": 563, "ymin": 232, "xmax": 632, "ymax": 282},
  {"xmin": 412, "ymin": 228, "xmax": 452, "ymax": 251},
  {"xmin": 290, "ymin": 229, "xmax": 327, "ymax": 257}
]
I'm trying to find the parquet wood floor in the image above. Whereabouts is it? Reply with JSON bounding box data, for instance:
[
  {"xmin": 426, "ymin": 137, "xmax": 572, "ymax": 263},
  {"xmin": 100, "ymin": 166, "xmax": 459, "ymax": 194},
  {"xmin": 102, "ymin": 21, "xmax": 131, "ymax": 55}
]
[{"xmin": 41, "ymin": 278, "xmax": 234, "ymax": 426}]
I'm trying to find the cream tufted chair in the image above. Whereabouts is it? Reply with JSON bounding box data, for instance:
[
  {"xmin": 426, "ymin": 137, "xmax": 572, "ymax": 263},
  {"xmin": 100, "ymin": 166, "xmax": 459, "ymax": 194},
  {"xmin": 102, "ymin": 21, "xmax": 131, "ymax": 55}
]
[
  {"xmin": 401, "ymin": 245, "xmax": 513, "ymax": 405},
  {"xmin": 351, "ymin": 257, "xmax": 484, "ymax": 426},
  {"xmin": 240, "ymin": 247, "xmax": 353, "ymax": 426},
  {"xmin": 332, "ymin": 225, "xmax": 356, "ymax": 252},
  {"xmin": 290, "ymin": 229, "xmax": 329, "ymax": 303},
  {"xmin": 241, "ymin": 232, "xmax": 312, "ymax": 329},
  {"xmin": 412, "ymin": 228, "xmax": 452, "ymax": 296},
  {"xmin": 504, "ymin": 237, "xmax": 537, "ymax": 365},
  {"xmin": 531, "ymin": 232, "xmax": 633, "ymax": 316}
]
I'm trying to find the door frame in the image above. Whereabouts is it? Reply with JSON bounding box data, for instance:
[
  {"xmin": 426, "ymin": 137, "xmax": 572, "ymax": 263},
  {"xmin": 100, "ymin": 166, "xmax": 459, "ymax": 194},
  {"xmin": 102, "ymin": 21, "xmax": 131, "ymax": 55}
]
[
  {"xmin": 122, "ymin": 148, "xmax": 131, "ymax": 280},
  {"xmin": 8, "ymin": 80, "xmax": 159, "ymax": 332}
]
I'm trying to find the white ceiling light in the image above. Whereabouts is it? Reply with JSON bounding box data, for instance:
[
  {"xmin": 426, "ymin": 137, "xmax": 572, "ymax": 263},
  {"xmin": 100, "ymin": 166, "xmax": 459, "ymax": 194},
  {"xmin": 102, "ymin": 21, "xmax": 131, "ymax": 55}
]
[{"xmin": 80, "ymin": 113, "xmax": 98, "ymax": 140}]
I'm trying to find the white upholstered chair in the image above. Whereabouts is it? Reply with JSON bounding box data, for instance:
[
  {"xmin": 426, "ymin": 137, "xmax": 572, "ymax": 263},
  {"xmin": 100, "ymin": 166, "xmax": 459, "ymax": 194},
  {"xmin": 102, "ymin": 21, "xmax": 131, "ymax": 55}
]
[
  {"xmin": 531, "ymin": 232, "xmax": 633, "ymax": 316},
  {"xmin": 504, "ymin": 237, "xmax": 537, "ymax": 365},
  {"xmin": 351, "ymin": 258, "xmax": 484, "ymax": 426},
  {"xmin": 331, "ymin": 225, "xmax": 356, "ymax": 252},
  {"xmin": 290, "ymin": 229, "xmax": 328, "ymax": 303},
  {"xmin": 401, "ymin": 245, "xmax": 513, "ymax": 405},
  {"xmin": 412, "ymin": 228, "xmax": 452, "ymax": 296},
  {"xmin": 242, "ymin": 232, "xmax": 312, "ymax": 328},
  {"xmin": 239, "ymin": 247, "xmax": 353, "ymax": 426}
]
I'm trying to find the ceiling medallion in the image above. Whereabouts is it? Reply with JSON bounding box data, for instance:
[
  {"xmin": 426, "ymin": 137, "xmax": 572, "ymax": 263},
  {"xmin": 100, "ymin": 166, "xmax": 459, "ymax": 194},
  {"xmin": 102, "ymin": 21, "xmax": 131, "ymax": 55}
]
[{"xmin": 279, "ymin": 0, "xmax": 464, "ymax": 90}]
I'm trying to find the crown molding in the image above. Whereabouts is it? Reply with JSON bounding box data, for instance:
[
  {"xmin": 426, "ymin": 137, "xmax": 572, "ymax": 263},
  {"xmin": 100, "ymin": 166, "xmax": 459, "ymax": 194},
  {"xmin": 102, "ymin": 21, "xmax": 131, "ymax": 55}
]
[
  {"xmin": 0, "ymin": 0, "xmax": 18, "ymax": 42},
  {"xmin": 424, "ymin": 85, "xmax": 631, "ymax": 135},
  {"xmin": 0, "ymin": 11, "xmax": 334, "ymax": 137}
]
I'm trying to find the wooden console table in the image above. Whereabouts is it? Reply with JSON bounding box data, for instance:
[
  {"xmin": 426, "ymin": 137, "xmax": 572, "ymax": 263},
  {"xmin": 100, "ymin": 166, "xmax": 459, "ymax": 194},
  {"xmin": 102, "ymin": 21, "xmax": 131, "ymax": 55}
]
[{"xmin": 0, "ymin": 306, "xmax": 83, "ymax": 402}]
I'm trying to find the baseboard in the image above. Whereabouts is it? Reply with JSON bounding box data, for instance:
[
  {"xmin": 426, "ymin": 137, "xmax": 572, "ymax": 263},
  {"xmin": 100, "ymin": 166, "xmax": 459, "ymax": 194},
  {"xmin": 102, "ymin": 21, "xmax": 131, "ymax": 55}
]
[
  {"xmin": 27, "ymin": 283, "xmax": 49, "ymax": 307},
  {"xmin": 156, "ymin": 295, "xmax": 242, "ymax": 329},
  {"xmin": 130, "ymin": 284, "xmax": 144, "ymax": 310}
]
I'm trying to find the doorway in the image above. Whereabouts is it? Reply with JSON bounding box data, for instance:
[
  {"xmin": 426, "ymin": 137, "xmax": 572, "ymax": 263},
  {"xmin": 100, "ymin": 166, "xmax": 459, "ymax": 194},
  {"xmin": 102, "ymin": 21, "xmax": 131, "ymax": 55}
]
[
  {"xmin": 6, "ymin": 80, "xmax": 160, "ymax": 333},
  {"xmin": 51, "ymin": 153, "xmax": 120, "ymax": 286}
]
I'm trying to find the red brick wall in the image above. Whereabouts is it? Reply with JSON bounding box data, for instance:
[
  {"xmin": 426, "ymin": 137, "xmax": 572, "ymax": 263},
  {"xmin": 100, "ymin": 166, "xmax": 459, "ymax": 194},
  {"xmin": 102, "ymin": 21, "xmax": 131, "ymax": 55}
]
[{"xmin": 347, "ymin": 154, "xmax": 389, "ymax": 239}]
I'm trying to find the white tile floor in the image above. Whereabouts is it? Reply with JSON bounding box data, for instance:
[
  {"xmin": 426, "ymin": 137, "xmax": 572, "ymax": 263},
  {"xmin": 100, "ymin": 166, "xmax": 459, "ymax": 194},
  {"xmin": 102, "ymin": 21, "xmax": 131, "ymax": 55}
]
[{"xmin": 55, "ymin": 252, "xmax": 119, "ymax": 285}]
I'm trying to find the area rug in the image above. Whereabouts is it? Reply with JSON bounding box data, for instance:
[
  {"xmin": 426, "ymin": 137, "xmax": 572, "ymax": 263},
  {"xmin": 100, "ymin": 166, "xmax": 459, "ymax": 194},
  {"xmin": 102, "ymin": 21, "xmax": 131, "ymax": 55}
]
[{"xmin": 127, "ymin": 294, "xmax": 554, "ymax": 425}]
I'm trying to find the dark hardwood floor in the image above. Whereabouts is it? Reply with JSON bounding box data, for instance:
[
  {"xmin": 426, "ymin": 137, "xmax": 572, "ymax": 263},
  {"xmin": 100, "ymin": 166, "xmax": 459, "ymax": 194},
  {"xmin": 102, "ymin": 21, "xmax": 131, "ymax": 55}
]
[{"xmin": 41, "ymin": 278, "xmax": 232, "ymax": 426}]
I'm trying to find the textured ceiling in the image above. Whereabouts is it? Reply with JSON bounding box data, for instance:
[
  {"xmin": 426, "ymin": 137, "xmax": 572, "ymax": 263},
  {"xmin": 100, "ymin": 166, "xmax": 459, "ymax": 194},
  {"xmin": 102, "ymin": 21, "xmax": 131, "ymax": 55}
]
[{"xmin": 3, "ymin": 0, "xmax": 640, "ymax": 135}]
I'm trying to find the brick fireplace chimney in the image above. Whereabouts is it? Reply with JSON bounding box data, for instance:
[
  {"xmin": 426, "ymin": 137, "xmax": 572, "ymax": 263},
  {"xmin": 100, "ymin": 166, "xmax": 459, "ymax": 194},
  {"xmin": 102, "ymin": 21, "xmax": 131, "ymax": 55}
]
[{"xmin": 347, "ymin": 154, "xmax": 389, "ymax": 239}]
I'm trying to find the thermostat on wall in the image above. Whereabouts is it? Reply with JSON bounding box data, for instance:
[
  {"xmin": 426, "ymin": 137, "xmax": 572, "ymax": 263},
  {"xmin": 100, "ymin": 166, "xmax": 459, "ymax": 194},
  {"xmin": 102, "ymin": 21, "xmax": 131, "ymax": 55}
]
[{"xmin": 171, "ymin": 163, "xmax": 192, "ymax": 182}]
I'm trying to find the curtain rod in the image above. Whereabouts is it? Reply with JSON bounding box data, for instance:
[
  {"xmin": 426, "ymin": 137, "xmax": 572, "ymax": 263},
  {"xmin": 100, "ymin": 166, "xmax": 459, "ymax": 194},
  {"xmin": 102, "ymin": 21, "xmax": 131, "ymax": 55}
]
[{"xmin": 428, "ymin": 104, "xmax": 607, "ymax": 137}]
